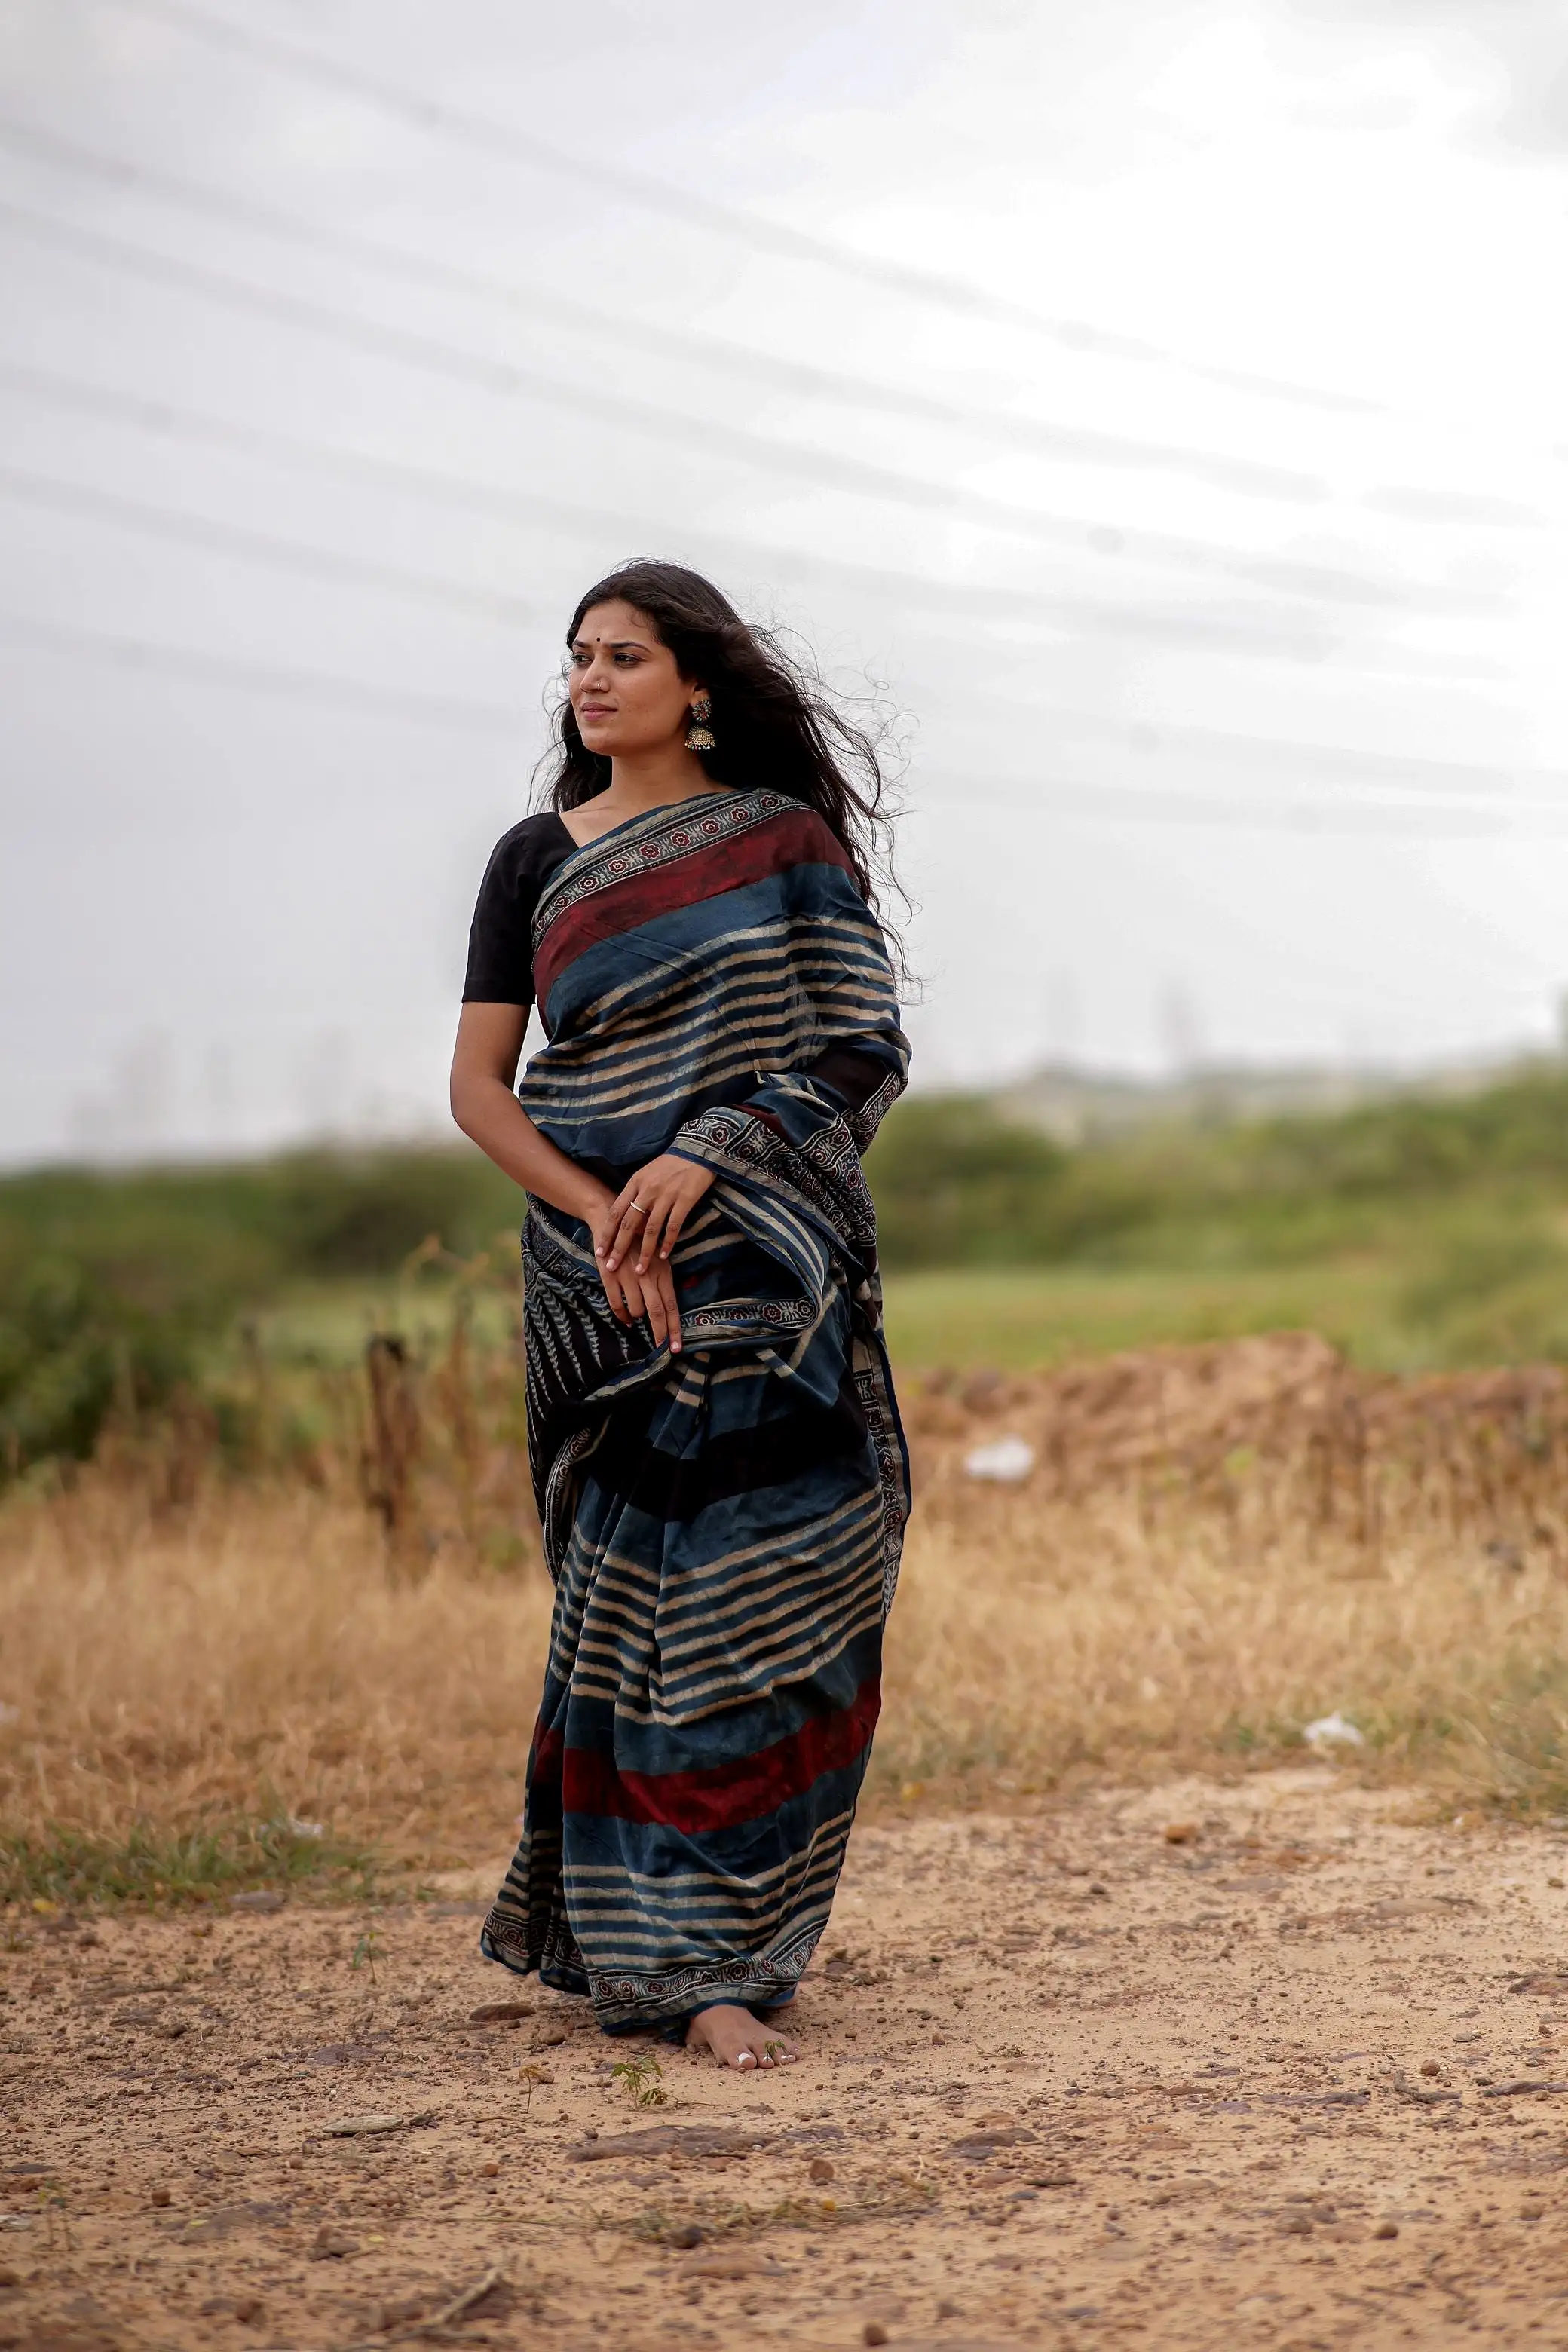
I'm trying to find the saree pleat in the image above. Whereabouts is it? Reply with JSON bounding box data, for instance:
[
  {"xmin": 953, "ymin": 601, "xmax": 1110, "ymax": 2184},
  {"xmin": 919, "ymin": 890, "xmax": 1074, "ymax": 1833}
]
[{"xmin": 479, "ymin": 788, "xmax": 910, "ymax": 2029}]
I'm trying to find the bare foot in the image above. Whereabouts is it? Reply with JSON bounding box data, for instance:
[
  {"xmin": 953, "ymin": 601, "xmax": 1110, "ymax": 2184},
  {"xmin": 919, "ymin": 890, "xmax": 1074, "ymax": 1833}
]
[{"xmin": 685, "ymin": 2003, "xmax": 797, "ymax": 2071}]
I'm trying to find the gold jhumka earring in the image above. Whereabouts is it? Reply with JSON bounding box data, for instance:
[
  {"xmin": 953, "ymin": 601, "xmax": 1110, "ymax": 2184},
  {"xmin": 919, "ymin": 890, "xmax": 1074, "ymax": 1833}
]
[{"xmin": 684, "ymin": 691, "xmax": 716, "ymax": 752}]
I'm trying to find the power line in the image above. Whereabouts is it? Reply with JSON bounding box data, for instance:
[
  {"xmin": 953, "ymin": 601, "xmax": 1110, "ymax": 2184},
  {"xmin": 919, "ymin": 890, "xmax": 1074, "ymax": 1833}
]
[
  {"xmin": 0, "ymin": 459, "xmax": 550, "ymax": 626},
  {"xmin": 0, "ymin": 445, "xmax": 1540, "ymax": 805},
  {"xmin": 0, "ymin": 193, "xmax": 1472, "ymax": 624},
  {"xmin": 103, "ymin": 0, "xmax": 1405, "ymax": 427},
  {"xmin": 0, "ymin": 607, "xmax": 524, "ymax": 730},
  {"xmin": 971, "ymin": 697, "xmax": 1561, "ymax": 802},
  {"xmin": 0, "ymin": 357, "xmax": 1484, "ymax": 675},
  {"xmin": 5, "ymin": 607, "xmax": 1564, "ymax": 837},
  {"xmin": 939, "ymin": 772, "xmax": 1568, "ymax": 840},
  {"xmin": 0, "ymin": 112, "xmax": 1331, "ymax": 513}
]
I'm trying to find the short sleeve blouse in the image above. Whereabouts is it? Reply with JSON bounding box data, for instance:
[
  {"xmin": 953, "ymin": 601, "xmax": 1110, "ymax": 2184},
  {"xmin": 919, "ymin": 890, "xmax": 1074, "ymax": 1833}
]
[{"xmin": 461, "ymin": 813, "xmax": 576, "ymax": 1009}]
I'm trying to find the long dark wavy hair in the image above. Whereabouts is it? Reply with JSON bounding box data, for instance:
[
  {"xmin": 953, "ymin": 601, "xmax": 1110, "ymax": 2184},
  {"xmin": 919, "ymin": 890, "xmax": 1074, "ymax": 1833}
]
[{"xmin": 539, "ymin": 559, "xmax": 903, "ymax": 950}]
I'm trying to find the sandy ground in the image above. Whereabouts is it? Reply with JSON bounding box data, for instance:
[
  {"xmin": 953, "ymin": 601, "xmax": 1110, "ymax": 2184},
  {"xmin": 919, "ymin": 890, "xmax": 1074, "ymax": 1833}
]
[{"xmin": 8, "ymin": 1768, "xmax": 1568, "ymax": 2350}]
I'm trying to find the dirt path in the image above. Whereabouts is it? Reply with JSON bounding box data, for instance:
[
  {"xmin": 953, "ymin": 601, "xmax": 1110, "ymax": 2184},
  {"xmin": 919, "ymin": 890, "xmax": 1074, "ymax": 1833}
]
[{"xmin": 8, "ymin": 1768, "xmax": 1568, "ymax": 2350}]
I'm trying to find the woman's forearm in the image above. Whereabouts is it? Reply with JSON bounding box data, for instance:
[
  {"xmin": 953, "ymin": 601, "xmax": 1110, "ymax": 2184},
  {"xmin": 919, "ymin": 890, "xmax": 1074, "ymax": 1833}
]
[{"xmin": 451, "ymin": 1074, "xmax": 608, "ymax": 1223}]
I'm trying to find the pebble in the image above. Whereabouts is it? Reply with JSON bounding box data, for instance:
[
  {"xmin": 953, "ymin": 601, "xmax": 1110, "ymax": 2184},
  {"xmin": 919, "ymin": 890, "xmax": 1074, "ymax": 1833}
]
[
  {"xmin": 685, "ymin": 2249, "xmax": 777, "ymax": 2280},
  {"xmin": 863, "ymin": 2326, "xmax": 889, "ymax": 2348},
  {"xmin": 1164, "ymin": 1824, "xmax": 1198, "ymax": 1846},
  {"xmin": 470, "ymin": 2000, "xmax": 534, "ymax": 2025},
  {"xmin": 809, "ymin": 2157, "xmax": 835, "ymax": 2184},
  {"xmin": 669, "ymin": 2223, "xmax": 706, "ymax": 2249},
  {"xmin": 0, "ymin": 2267, "xmax": 17, "ymax": 2289},
  {"xmin": 149, "ymin": 2187, "xmax": 171, "ymax": 2208},
  {"xmin": 1374, "ymin": 2221, "xmax": 1399, "ymax": 2240},
  {"xmin": 228, "ymin": 1891, "xmax": 286, "ymax": 1915},
  {"xmin": 311, "ymin": 2224, "xmax": 359, "ymax": 2259}
]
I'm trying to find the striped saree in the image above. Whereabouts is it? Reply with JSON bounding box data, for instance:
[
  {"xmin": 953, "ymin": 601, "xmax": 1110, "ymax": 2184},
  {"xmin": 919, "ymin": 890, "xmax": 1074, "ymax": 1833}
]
[{"xmin": 480, "ymin": 787, "xmax": 911, "ymax": 2031}]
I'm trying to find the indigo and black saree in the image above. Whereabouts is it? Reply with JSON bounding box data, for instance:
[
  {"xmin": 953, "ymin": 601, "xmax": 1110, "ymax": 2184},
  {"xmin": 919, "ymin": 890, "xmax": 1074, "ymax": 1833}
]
[{"xmin": 477, "ymin": 786, "xmax": 911, "ymax": 2031}]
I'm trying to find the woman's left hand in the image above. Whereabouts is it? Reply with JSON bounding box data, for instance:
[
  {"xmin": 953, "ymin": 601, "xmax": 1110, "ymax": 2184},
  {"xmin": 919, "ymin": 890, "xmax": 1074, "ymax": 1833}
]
[{"xmin": 602, "ymin": 1155, "xmax": 716, "ymax": 1278}]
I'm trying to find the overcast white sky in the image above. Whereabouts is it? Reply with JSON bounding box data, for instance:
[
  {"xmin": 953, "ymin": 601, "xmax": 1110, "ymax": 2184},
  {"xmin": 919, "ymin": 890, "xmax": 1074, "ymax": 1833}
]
[{"xmin": 3, "ymin": 0, "xmax": 1568, "ymax": 1162}]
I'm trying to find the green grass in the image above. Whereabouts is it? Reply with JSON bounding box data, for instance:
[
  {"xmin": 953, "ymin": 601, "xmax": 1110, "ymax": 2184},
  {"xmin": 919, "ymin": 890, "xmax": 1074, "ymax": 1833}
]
[
  {"xmin": 13, "ymin": 1065, "xmax": 1568, "ymax": 1472},
  {"xmin": 1, "ymin": 1815, "xmax": 380, "ymax": 1909},
  {"xmin": 877, "ymin": 1261, "xmax": 1401, "ymax": 1370},
  {"xmin": 880, "ymin": 1243, "xmax": 1568, "ymax": 1375},
  {"xmin": 216, "ymin": 1275, "xmax": 517, "ymax": 1374}
]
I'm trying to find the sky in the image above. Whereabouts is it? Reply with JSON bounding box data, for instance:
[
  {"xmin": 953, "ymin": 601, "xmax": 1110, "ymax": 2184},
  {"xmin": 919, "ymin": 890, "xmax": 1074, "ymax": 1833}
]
[{"xmin": 2, "ymin": 0, "xmax": 1568, "ymax": 1161}]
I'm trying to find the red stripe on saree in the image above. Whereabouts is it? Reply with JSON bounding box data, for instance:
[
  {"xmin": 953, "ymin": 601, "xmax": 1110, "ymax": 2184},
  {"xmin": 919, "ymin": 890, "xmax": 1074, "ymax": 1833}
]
[
  {"xmin": 533, "ymin": 804, "xmax": 851, "ymax": 1007},
  {"xmin": 556, "ymin": 1677, "xmax": 882, "ymax": 1834}
]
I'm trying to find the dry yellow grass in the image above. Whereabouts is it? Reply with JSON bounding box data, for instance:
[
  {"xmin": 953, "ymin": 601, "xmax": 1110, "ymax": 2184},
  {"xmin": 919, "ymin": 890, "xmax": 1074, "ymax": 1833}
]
[
  {"xmin": 6, "ymin": 1448, "xmax": 1568, "ymax": 1912},
  {"xmin": 0, "ymin": 1483, "xmax": 553, "ymax": 1879},
  {"xmin": 890, "ymin": 1474, "xmax": 1568, "ymax": 1800},
  {"xmin": 8, "ymin": 1331, "xmax": 1568, "ymax": 1903}
]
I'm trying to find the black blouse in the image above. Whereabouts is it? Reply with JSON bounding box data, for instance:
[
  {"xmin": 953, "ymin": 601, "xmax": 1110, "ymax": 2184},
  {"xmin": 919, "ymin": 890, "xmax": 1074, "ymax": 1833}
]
[
  {"xmin": 462, "ymin": 812, "xmax": 576, "ymax": 1011},
  {"xmin": 461, "ymin": 807, "xmax": 889, "ymax": 1119}
]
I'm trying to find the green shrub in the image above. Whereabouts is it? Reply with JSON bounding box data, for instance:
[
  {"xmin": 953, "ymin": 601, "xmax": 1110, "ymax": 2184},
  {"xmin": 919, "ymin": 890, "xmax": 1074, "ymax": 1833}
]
[
  {"xmin": 0, "ymin": 1145, "xmax": 522, "ymax": 1473},
  {"xmin": 0, "ymin": 1254, "xmax": 198, "ymax": 1471}
]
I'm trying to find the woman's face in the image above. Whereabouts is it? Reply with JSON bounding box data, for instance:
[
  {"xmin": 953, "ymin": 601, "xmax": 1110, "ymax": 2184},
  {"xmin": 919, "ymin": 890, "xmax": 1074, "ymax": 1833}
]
[{"xmin": 568, "ymin": 599, "xmax": 697, "ymax": 761}]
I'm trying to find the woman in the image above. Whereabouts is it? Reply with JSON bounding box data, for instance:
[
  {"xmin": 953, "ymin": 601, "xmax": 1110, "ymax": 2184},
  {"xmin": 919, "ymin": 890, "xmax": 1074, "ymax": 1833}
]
[{"xmin": 450, "ymin": 560, "xmax": 910, "ymax": 2072}]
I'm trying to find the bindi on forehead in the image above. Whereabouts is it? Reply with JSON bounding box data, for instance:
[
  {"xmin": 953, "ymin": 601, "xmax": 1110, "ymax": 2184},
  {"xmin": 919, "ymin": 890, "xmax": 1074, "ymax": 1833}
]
[{"xmin": 574, "ymin": 602, "xmax": 660, "ymax": 653}]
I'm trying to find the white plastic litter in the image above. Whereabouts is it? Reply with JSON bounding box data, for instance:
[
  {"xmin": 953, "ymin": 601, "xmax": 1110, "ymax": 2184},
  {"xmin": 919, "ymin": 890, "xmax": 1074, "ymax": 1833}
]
[
  {"xmin": 963, "ymin": 1434, "xmax": 1036, "ymax": 1484},
  {"xmin": 286, "ymin": 1817, "xmax": 326, "ymax": 1839},
  {"xmin": 1303, "ymin": 1711, "xmax": 1365, "ymax": 1750}
]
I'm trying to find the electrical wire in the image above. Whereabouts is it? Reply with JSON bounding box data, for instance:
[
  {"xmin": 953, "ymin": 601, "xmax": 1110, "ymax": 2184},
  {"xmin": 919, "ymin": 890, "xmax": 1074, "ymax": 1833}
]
[
  {"xmin": 928, "ymin": 770, "xmax": 1568, "ymax": 839},
  {"xmin": 103, "ymin": 0, "xmax": 1407, "ymax": 425},
  {"xmin": 0, "ymin": 191, "xmax": 1475, "ymax": 623},
  {"xmin": 0, "ymin": 449, "xmax": 1542, "ymax": 804},
  {"xmin": 0, "ymin": 459, "xmax": 551, "ymax": 626},
  {"xmin": 5, "ymin": 606, "xmax": 1566, "ymax": 837},
  {"xmin": 0, "ymin": 112, "xmax": 1331, "ymax": 513},
  {"xmin": 0, "ymin": 357, "xmax": 1515, "ymax": 684},
  {"xmin": 0, "ymin": 607, "xmax": 524, "ymax": 730}
]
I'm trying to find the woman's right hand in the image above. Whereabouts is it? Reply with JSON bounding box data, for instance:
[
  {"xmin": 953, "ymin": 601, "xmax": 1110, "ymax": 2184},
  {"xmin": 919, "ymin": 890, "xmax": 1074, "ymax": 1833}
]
[{"xmin": 584, "ymin": 1193, "xmax": 684, "ymax": 1355}]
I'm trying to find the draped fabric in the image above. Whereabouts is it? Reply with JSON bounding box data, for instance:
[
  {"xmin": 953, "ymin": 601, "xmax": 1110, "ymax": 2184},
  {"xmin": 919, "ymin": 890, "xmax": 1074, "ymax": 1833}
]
[{"xmin": 479, "ymin": 787, "xmax": 911, "ymax": 2029}]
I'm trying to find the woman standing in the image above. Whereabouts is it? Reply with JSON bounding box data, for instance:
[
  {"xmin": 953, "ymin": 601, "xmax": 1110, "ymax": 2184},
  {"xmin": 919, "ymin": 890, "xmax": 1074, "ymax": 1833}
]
[{"xmin": 450, "ymin": 561, "xmax": 910, "ymax": 2072}]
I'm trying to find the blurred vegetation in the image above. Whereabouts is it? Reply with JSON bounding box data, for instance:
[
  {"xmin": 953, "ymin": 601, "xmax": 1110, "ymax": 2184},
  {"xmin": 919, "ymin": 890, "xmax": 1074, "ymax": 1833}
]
[
  {"xmin": 865, "ymin": 1075, "xmax": 1568, "ymax": 1371},
  {"xmin": 5, "ymin": 1064, "xmax": 1568, "ymax": 1472},
  {"xmin": 0, "ymin": 1148, "xmax": 519, "ymax": 1475}
]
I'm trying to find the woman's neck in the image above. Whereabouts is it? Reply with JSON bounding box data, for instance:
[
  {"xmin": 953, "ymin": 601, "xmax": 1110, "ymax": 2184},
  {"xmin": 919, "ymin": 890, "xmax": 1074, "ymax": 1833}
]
[
  {"xmin": 559, "ymin": 750, "xmax": 727, "ymax": 849},
  {"xmin": 602, "ymin": 746, "xmax": 715, "ymax": 810}
]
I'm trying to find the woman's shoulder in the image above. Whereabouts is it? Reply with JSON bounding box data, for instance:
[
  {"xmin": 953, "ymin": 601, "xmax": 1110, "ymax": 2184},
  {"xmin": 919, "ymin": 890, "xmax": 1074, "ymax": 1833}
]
[{"xmin": 480, "ymin": 810, "xmax": 575, "ymax": 891}]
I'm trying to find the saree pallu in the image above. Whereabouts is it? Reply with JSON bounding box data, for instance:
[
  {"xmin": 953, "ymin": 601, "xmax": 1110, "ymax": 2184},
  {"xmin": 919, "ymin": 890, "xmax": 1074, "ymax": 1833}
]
[{"xmin": 479, "ymin": 787, "xmax": 911, "ymax": 2029}]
